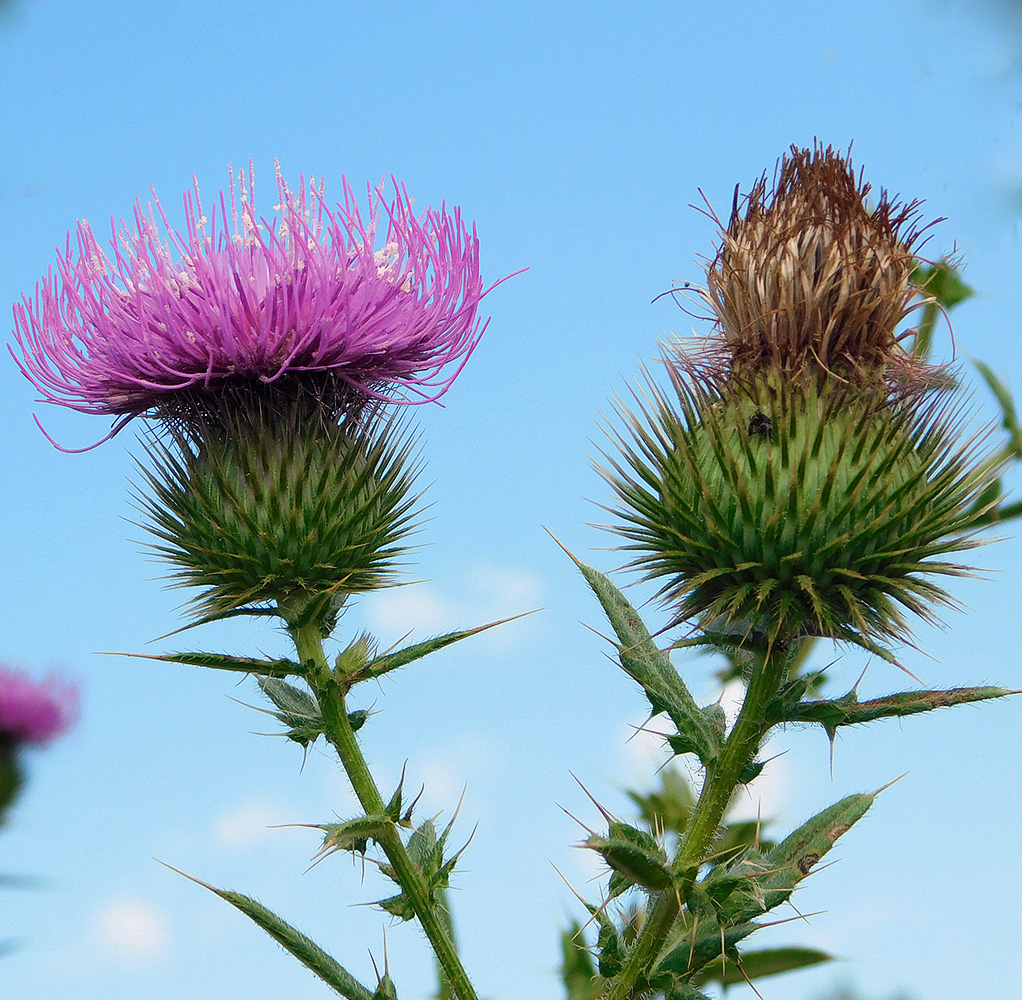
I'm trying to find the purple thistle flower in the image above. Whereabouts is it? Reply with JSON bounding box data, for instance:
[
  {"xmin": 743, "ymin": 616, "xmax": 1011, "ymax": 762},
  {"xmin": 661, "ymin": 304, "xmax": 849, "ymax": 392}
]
[
  {"xmin": 0, "ymin": 667, "xmax": 77, "ymax": 748},
  {"xmin": 11, "ymin": 163, "xmax": 497, "ymax": 434}
]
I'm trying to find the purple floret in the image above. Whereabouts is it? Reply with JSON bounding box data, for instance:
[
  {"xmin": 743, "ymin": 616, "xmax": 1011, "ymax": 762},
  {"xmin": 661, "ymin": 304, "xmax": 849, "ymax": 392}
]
[
  {"xmin": 11, "ymin": 163, "xmax": 494, "ymax": 424},
  {"xmin": 0, "ymin": 667, "xmax": 77, "ymax": 748}
]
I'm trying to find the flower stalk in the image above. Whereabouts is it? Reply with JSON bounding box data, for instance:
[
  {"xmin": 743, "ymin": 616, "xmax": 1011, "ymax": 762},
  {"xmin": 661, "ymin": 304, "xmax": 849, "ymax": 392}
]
[
  {"xmin": 287, "ymin": 616, "xmax": 479, "ymax": 1000},
  {"xmin": 604, "ymin": 648, "xmax": 787, "ymax": 1000}
]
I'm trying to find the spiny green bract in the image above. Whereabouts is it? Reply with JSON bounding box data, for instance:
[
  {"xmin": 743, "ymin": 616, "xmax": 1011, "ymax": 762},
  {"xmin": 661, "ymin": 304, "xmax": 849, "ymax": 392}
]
[
  {"xmin": 135, "ymin": 399, "xmax": 420, "ymax": 621},
  {"xmin": 602, "ymin": 371, "xmax": 999, "ymax": 658}
]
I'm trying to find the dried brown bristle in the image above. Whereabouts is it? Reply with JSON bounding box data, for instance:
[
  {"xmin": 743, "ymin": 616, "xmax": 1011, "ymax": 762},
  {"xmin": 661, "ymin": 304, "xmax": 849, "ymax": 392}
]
[{"xmin": 703, "ymin": 144, "xmax": 938, "ymax": 389}]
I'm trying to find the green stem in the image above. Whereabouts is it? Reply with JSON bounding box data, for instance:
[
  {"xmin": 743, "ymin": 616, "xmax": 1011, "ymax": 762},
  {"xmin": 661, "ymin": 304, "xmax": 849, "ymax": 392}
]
[
  {"xmin": 605, "ymin": 649, "xmax": 787, "ymax": 1000},
  {"xmin": 289, "ymin": 619, "xmax": 479, "ymax": 1000},
  {"xmin": 435, "ymin": 886, "xmax": 457, "ymax": 1000}
]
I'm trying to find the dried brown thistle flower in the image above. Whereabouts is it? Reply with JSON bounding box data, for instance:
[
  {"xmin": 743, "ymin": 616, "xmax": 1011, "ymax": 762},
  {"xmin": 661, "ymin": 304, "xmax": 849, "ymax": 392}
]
[
  {"xmin": 601, "ymin": 145, "xmax": 1000, "ymax": 659},
  {"xmin": 703, "ymin": 144, "xmax": 936, "ymax": 390}
]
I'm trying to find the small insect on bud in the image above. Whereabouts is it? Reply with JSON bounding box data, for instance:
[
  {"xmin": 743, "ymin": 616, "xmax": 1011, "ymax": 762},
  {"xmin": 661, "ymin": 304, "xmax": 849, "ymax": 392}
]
[{"xmin": 747, "ymin": 411, "xmax": 773, "ymax": 440}]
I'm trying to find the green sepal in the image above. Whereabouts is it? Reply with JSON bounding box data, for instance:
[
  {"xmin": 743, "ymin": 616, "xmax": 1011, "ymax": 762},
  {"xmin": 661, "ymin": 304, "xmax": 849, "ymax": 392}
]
[
  {"xmin": 345, "ymin": 613, "xmax": 533, "ymax": 687},
  {"xmin": 318, "ymin": 813, "xmax": 392, "ymax": 858},
  {"xmin": 257, "ymin": 677, "xmax": 325, "ymax": 747},
  {"xmin": 112, "ymin": 650, "xmax": 303, "ymax": 678},
  {"xmin": 556, "ymin": 541, "xmax": 720, "ymax": 766},
  {"xmin": 163, "ymin": 865, "xmax": 373, "ymax": 1000},
  {"xmin": 693, "ymin": 946, "xmax": 831, "ymax": 987},
  {"xmin": 586, "ymin": 822, "xmax": 673, "ymax": 894},
  {"xmin": 772, "ymin": 686, "xmax": 1014, "ymax": 733}
]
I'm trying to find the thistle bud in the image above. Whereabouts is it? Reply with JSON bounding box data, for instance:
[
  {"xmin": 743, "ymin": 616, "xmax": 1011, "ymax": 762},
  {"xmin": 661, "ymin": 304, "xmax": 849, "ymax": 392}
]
[
  {"xmin": 603, "ymin": 146, "xmax": 1001, "ymax": 657},
  {"xmin": 136, "ymin": 390, "xmax": 419, "ymax": 627}
]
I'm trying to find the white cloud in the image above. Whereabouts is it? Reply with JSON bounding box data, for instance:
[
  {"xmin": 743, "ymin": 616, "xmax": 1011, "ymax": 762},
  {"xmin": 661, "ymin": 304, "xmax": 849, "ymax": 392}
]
[
  {"xmin": 360, "ymin": 563, "xmax": 544, "ymax": 649},
  {"xmin": 364, "ymin": 586, "xmax": 455, "ymax": 637},
  {"xmin": 93, "ymin": 897, "xmax": 169, "ymax": 963},
  {"xmin": 620, "ymin": 719, "xmax": 673, "ymax": 780},
  {"xmin": 415, "ymin": 734, "xmax": 497, "ymax": 814},
  {"xmin": 214, "ymin": 800, "xmax": 291, "ymax": 849}
]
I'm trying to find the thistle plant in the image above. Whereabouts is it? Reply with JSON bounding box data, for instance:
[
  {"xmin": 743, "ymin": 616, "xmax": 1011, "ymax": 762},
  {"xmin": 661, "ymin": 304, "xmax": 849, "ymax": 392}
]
[
  {"xmin": 0, "ymin": 665, "xmax": 77, "ymax": 958},
  {"xmin": 557, "ymin": 145, "xmax": 1014, "ymax": 999},
  {"xmin": 0, "ymin": 666, "xmax": 76, "ymax": 824},
  {"xmin": 7, "ymin": 147, "xmax": 1016, "ymax": 1000},
  {"xmin": 11, "ymin": 162, "xmax": 509, "ymax": 1000}
]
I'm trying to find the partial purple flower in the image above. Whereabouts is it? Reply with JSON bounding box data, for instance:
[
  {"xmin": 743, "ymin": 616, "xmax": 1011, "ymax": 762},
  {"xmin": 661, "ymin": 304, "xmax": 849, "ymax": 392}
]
[
  {"xmin": 0, "ymin": 667, "xmax": 77, "ymax": 748},
  {"xmin": 11, "ymin": 163, "xmax": 494, "ymax": 426}
]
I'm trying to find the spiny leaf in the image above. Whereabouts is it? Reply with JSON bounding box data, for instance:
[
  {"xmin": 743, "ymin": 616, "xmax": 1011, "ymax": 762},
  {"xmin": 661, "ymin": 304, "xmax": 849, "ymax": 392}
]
[
  {"xmin": 586, "ymin": 822, "xmax": 673, "ymax": 893},
  {"xmin": 257, "ymin": 676, "xmax": 326, "ymax": 747},
  {"xmin": 372, "ymin": 975, "xmax": 399, "ymax": 1000},
  {"xmin": 656, "ymin": 920, "xmax": 759, "ymax": 976},
  {"xmin": 975, "ymin": 360, "xmax": 1022, "ymax": 460},
  {"xmin": 775, "ymin": 685, "xmax": 1015, "ymax": 731},
  {"xmin": 721, "ymin": 792, "xmax": 874, "ymax": 924},
  {"xmin": 911, "ymin": 260, "xmax": 974, "ymax": 359},
  {"xmin": 317, "ymin": 814, "xmax": 392, "ymax": 857},
  {"xmin": 627, "ymin": 766, "xmax": 697, "ymax": 837},
  {"xmin": 162, "ymin": 865, "xmax": 372, "ymax": 1000},
  {"xmin": 109, "ymin": 650, "xmax": 303, "ymax": 677},
  {"xmin": 259, "ymin": 676, "xmax": 319, "ymax": 717},
  {"xmin": 350, "ymin": 612, "xmax": 536, "ymax": 685},
  {"xmin": 560, "ymin": 921, "xmax": 604, "ymax": 1000},
  {"xmin": 694, "ymin": 946, "xmax": 832, "ymax": 987},
  {"xmin": 553, "ymin": 538, "xmax": 719, "ymax": 766}
]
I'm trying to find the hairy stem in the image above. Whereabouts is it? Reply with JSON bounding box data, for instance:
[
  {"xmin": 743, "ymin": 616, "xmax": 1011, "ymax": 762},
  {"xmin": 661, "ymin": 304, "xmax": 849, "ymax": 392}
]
[
  {"xmin": 289, "ymin": 619, "xmax": 479, "ymax": 1000},
  {"xmin": 606, "ymin": 649, "xmax": 787, "ymax": 1000}
]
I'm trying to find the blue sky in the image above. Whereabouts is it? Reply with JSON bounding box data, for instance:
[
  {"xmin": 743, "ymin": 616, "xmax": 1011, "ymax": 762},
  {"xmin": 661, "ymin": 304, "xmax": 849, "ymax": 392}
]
[{"xmin": 1, "ymin": 1, "xmax": 1021, "ymax": 998}]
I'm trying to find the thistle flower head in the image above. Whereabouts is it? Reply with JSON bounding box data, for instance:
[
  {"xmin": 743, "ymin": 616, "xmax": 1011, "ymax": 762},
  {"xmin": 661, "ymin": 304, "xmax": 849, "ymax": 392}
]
[
  {"xmin": 11, "ymin": 163, "xmax": 490, "ymax": 428},
  {"xmin": 703, "ymin": 144, "xmax": 933, "ymax": 389},
  {"xmin": 602, "ymin": 146, "xmax": 1001, "ymax": 658},
  {"xmin": 0, "ymin": 667, "xmax": 77, "ymax": 748}
]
